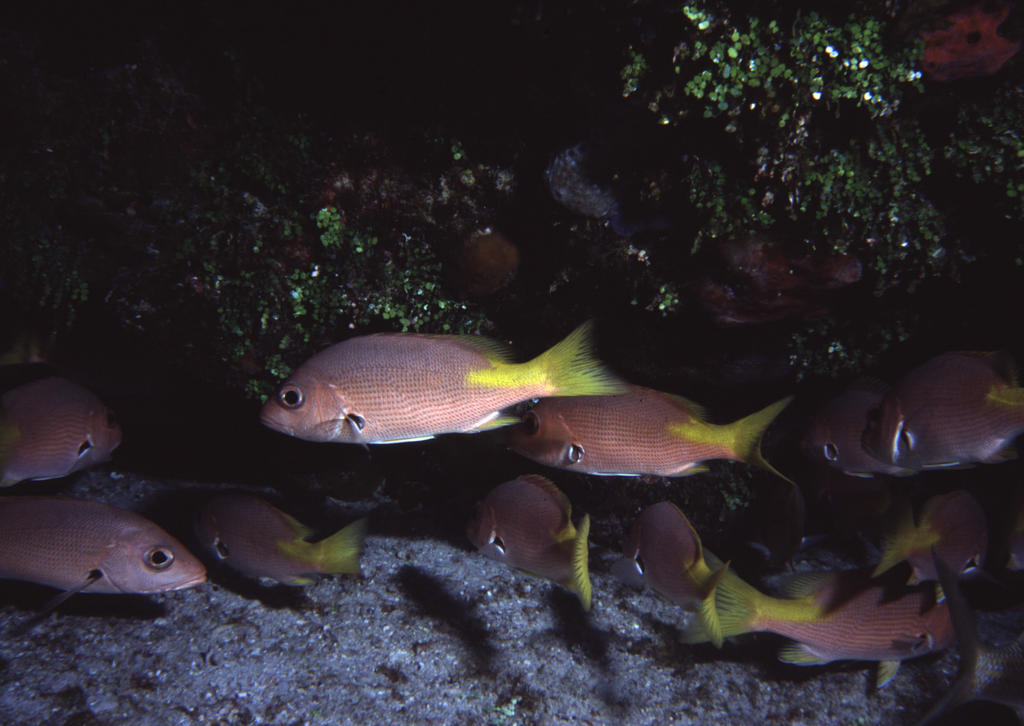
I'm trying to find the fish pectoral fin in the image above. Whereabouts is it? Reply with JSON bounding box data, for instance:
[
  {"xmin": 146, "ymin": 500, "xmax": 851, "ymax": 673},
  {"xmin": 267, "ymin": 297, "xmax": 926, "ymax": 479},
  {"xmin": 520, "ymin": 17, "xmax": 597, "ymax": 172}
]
[
  {"xmin": 777, "ymin": 642, "xmax": 826, "ymax": 665},
  {"xmin": 876, "ymin": 660, "xmax": 901, "ymax": 689},
  {"xmin": 464, "ymin": 413, "xmax": 520, "ymax": 434},
  {"xmin": 982, "ymin": 444, "xmax": 1018, "ymax": 463},
  {"xmin": 37, "ymin": 569, "xmax": 104, "ymax": 618},
  {"xmin": 370, "ymin": 435, "xmax": 437, "ymax": 444}
]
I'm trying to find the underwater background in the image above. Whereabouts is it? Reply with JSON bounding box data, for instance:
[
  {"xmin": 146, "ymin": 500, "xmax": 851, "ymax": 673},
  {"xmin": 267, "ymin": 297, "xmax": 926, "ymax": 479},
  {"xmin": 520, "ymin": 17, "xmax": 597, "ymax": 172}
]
[{"xmin": 1, "ymin": 1, "xmax": 1023, "ymax": 724}]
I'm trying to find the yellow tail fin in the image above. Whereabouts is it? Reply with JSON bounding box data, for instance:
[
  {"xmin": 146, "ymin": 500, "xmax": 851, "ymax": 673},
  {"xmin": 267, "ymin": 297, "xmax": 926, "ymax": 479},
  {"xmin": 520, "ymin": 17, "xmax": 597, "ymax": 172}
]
[
  {"xmin": 683, "ymin": 557, "xmax": 761, "ymax": 644},
  {"xmin": 730, "ymin": 396, "xmax": 793, "ymax": 483},
  {"xmin": 529, "ymin": 321, "xmax": 625, "ymax": 398},
  {"xmin": 697, "ymin": 560, "xmax": 731, "ymax": 648},
  {"xmin": 279, "ymin": 518, "xmax": 367, "ymax": 576},
  {"xmin": 570, "ymin": 513, "xmax": 593, "ymax": 611},
  {"xmin": 871, "ymin": 502, "xmax": 917, "ymax": 578}
]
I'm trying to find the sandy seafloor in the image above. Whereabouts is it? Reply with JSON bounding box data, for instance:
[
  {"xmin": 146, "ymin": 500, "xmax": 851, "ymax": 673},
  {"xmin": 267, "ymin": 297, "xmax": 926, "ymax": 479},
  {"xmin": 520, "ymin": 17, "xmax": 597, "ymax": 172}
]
[{"xmin": 0, "ymin": 469, "xmax": 1021, "ymax": 726}]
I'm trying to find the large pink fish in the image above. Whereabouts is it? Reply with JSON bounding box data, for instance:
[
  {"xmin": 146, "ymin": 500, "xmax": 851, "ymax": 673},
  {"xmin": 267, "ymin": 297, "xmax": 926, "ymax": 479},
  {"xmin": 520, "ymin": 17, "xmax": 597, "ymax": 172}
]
[
  {"xmin": 862, "ymin": 351, "xmax": 1024, "ymax": 471},
  {"xmin": 0, "ymin": 377, "xmax": 122, "ymax": 485},
  {"xmin": 261, "ymin": 322, "xmax": 622, "ymax": 445},
  {"xmin": 0, "ymin": 497, "xmax": 206, "ymax": 594}
]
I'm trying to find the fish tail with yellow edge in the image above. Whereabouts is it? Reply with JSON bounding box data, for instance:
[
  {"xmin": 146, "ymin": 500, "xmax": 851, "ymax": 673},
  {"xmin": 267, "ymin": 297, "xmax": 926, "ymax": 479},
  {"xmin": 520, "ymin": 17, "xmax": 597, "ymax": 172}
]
[
  {"xmin": 528, "ymin": 321, "xmax": 625, "ymax": 398},
  {"xmin": 697, "ymin": 559, "xmax": 731, "ymax": 649},
  {"xmin": 729, "ymin": 396, "xmax": 793, "ymax": 483},
  {"xmin": 683, "ymin": 564, "xmax": 762, "ymax": 645},
  {"xmin": 987, "ymin": 386, "xmax": 1024, "ymax": 409},
  {"xmin": 569, "ymin": 513, "xmax": 593, "ymax": 611},
  {"xmin": 283, "ymin": 518, "xmax": 368, "ymax": 576}
]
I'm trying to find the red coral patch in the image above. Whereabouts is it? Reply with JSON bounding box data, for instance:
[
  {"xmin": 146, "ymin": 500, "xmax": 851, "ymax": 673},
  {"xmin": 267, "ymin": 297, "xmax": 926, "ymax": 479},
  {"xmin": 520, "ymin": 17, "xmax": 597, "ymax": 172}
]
[{"xmin": 920, "ymin": 3, "xmax": 1021, "ymax": 82}]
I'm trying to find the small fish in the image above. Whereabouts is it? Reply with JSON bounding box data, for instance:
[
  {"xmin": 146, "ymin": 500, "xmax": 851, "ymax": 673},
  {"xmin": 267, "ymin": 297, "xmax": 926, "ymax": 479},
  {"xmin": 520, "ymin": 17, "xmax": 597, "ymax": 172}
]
[
  {"xmin": 612, "ymin": 501, "xmax": 730, "ymax": 646},
  {"xmin": 1009, "ymin": 499, "xmax": 1024, "ymax": 571},
  {"xmin": 915, "ymin": 553, "xmax": 1024, "ymax": 724},
  {"xmin": 862, "ymin": 351, "xmax": 1024, "ymax": 471},
  {"xmin": 0, "ymin": 497, "xmax": 205, "ymax": 595},
  {"xmin": 801, "ymin": 378, "xmax": 916, "ymax": 478},
  {"xmin": 196, "ymin": 494, "xmax": 366, "ymax": 585},
  {"xmin": 260, "ymin": 321, "xmax": 623, "ymax": 445},
  {"xmin": 684, "ymin": 567, "xmax": 954, "ymax": 688},
  {"xmin": 872, "ymin": 491, "xmax": 988, "ymax": 583},
  {"xmin": 0, "ymin": 377, "xmax": 123, "ymax": 486},
  {"xmin": 467, "ymin": 474, "xmax": 592, "ymax": 610},
  {"xmin": 507, "ymin": 384, "xmax": 791, "ymax": 479}
]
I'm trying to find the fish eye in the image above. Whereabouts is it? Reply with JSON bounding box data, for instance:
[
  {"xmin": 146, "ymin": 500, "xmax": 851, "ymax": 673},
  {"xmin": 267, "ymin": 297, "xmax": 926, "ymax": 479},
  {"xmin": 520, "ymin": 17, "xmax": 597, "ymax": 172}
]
[
  {"xmin": 278, "ymin": 384, "xmax": 304, "ymax": 409},
  {"xmin": 346, "ymin": 412, "xmax": 366, "ymax": 432},
  {"xmin": 77, "ymin": 439, "xmax": 93, "ymax": 457},
  {"xmin": 490, "ymin": 534, "xmax": 506, "ymax": 555},
  {"xmin": 567, "ymin": 443, "xmax": 585, "ymax": 464},
  {"xmin": 144, "ymin": 547, "xmax": 175, "ymax": 571},
  {"xmin": 106, "ymin": 410, "xmax": 118, "ymax": 429},
  {"xmin": 899, "ymin": 427, "xmax": 915, "ymax": 452},
  {"xmin": 823, "ymin": 442, "xmax": 839, "ymax": 462},
  {"xmin": 213, "ymin": 537, "xmax": 230, "ymax": 560},
  {"xmin": 522, "ymin": 410, "xmax": 540, "ymax": 435}
]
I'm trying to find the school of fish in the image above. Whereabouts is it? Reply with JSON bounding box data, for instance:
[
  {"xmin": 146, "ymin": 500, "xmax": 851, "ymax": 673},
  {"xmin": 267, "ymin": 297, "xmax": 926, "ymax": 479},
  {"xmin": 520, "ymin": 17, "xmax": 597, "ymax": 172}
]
[{"xmin": 1, "ymin": 332, "xmax": 1023, "ymax": 723}]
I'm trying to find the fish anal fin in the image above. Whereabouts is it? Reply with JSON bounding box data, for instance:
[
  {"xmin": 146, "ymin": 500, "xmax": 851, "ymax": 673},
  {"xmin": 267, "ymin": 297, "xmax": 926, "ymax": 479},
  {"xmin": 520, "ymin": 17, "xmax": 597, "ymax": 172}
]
[
  {"xmin": 876, "ymin": 659, "xmax": 901, "ymax": 689},
  {"xmin": 777, "ymin": 642, "xmax": 826, "ymax": 665}
]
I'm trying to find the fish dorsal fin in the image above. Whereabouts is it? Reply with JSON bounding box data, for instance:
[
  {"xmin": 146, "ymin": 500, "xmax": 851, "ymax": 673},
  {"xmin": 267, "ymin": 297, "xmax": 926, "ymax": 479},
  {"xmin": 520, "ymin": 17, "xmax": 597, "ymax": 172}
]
[
  {"xmin": 569, "ymin": 513, "xmax": 592, "ymax": 611},
  {"xmin": 986, "ymin": 350, "xmax": 1019, "ymax": 386},
  {"xmin": 777, "ymin": 642, "xmax": 826, "ymax": 665},
  {"xmin": 517, "ymin": 474, "xmax": 573, "ymax": 521},
  {"xmin": 454, "ymin": 334, "xmax": 517, "ymax": 365},
  {"xmin": 848, "ymin": 376, "xmax": 889, "ymax": 396},
  {"xmin": 779, "ymin": 571, "xmax": 836, "ymax": 600},
  {"xmin": 665, "ymin": 393, "xmax": 709, "ymax": 421},
  {"xmin": 279, "ymin": 510, "xmax": 316, "ymax": 541},
  {"xmin": 876, "ymin": 660, "xmax": 901, "ymax": 689}
]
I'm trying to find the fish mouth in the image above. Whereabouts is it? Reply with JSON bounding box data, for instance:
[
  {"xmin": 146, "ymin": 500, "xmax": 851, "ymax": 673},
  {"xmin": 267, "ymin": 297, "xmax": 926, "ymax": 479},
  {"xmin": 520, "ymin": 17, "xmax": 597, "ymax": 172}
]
[
  {"xmin": 169, "ymin": 571, "xmax": 208, "ymax": 590},
  {"xmin": 259, "ymin": 408, "xmax": 294, "ymax": 436}
]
